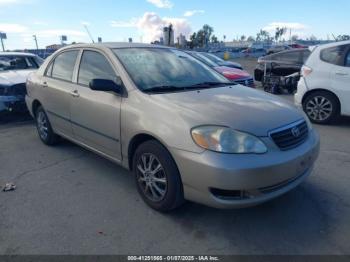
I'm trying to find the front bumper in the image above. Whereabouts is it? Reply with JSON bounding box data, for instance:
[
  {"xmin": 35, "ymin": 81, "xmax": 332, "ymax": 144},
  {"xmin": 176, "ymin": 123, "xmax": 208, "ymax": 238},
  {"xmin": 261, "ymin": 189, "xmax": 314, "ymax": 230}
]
[
  {"xmin": 0, "ymin": 95, "xmax": 25, "ymax": 112},
  {"xmin": 170, "ymin": 129, "xmax": 320, "ymax": 209},
  {"xmin": 294, "ymin": 77, "xmax": 308, "ymax": 108}
]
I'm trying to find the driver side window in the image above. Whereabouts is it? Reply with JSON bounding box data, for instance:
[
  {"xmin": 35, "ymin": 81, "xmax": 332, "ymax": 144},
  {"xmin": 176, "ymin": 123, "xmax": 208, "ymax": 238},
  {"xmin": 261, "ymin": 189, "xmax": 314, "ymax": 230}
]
[{"xmin": 78, "ymin": 51, "xmax": 118, "ymax": 86}]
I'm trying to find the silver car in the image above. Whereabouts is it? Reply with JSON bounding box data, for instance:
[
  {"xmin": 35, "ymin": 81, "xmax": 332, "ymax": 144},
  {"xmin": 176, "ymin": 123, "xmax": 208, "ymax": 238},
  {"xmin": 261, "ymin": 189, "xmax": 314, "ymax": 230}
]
[{"xmin": 26, "ymin": 43, "xmax": 320, "ymax": 211}]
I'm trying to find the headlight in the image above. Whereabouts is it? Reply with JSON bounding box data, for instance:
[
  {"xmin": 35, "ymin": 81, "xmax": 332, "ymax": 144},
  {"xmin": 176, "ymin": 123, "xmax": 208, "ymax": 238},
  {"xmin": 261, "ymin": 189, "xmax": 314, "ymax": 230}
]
[{"xmin": 191, "ymin": 126, "xmax": 267, "ymax": 154}]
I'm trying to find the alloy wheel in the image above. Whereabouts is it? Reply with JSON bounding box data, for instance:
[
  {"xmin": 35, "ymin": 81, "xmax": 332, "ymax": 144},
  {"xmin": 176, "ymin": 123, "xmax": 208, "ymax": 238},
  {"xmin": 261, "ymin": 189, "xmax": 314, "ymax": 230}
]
[
  {"xmin": 37, "ymin": 111, "xmax": 49, "ymax": 140},
  {"xmin": 136, "ymin": 153, "xmax": 167, "ymax": 202},
  {"xmin": 305, "ymin": 96, "xmax": 333, "ymax": 122}
]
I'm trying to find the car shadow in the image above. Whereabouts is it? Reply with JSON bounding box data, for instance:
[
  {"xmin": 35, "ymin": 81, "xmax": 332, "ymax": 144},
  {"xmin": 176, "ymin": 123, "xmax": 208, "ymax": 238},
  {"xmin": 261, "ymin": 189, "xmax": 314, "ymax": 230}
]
[
  {"xmin": 0, "ymin": 111, "xmax": 33, "ymax": 126},
  {"xmin": 166, "ymin": 180, "xmax": 342, "ymax": 254},
  {"xmin": 337, "ymin": 116, "xmax": 350, "ymax": 127}
]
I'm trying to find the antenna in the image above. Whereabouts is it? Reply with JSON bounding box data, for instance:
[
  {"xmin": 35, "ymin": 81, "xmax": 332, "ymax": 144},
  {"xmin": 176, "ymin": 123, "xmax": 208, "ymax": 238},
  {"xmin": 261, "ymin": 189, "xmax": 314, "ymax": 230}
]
[{"xmin": 83, "ymin": 24, "xmax": 95, "ymax": 43}]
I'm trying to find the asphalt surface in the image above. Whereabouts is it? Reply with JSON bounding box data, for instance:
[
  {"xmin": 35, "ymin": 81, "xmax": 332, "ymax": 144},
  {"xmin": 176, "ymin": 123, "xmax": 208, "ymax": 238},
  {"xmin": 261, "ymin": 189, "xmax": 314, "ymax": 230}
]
[{"xmin": 1, "ymin": 95, "xmax": 350, "ymax": 255}]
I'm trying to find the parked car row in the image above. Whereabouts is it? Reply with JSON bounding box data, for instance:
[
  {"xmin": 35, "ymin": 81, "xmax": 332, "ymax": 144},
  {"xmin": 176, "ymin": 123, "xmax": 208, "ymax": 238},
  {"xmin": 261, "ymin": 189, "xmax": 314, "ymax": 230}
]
[{"xmin": 187, "ymin": 51, "xmax": 255, "ymax": 88}]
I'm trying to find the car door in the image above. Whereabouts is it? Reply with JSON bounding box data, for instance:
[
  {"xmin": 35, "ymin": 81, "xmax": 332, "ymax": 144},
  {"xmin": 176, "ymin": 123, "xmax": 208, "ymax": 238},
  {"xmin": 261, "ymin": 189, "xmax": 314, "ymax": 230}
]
[
  {"xmin": 41, "ymin": 50, "xmax": 79, "ymax": 136},
  {"xmin": 70, "ymin": 49, "xmax": 122, "ymax": 160},
  {"xmin": 331, "ymin": 45, "xmax": 350, "ymax": 115}
]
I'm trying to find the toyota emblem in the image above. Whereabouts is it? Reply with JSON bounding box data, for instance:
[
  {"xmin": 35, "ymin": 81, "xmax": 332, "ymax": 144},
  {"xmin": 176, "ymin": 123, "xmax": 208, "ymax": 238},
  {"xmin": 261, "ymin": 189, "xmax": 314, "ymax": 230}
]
[{"xmin": 291, "ymin": 127, "xmax": 301, "ymax": 137}]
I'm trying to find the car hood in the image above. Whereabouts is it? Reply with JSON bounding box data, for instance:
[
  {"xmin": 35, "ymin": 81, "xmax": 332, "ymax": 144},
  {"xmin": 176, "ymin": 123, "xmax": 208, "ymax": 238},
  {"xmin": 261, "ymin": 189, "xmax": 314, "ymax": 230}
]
[
  {"xmin": 149, "ymin": 85, "xmax": 303, "ymax": 137},
  {"xmin": 0, "ymin": 69, "xmax": 35, "ymax": 86},
  {"xmin": 214, "ymin": 66, "xmax": 251, "ymax": 80}
]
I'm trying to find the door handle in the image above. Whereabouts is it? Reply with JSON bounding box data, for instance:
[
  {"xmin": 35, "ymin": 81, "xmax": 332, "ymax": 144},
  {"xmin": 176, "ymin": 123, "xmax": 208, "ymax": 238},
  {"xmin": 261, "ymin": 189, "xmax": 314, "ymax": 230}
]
[
  {"xmin": 336, "ymin": 72, "xmax": 348, "ymax": 76},
  {"xmin": 71, "ymin": 90, "xmax": 80, "ymax": 98}
]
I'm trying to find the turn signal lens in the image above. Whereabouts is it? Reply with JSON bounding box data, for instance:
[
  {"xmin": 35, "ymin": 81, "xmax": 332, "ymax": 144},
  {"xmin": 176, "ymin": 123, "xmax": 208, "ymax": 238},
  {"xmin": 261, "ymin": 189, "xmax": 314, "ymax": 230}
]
[{"xmin": 302, "ymin": 66, "xmax": 313, "ymax": 77}]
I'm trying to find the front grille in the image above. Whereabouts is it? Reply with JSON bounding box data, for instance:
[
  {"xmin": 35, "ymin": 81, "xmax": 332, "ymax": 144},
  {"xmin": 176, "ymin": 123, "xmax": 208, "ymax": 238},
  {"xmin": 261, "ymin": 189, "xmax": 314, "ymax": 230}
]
[
  {"xmin": 234, "ymin": 78, "xmax": 255, "ymax": 87},
  {"xmin": 11, "ymin": 83, "xmax": 27, "ymax": 96},
  {"xmin": 270, "ymin": 120, "xmax": 309, "ymax": 150},
  {"xmin": 1, "ymin": 84, "xmax": 27, "ymax": 97}
]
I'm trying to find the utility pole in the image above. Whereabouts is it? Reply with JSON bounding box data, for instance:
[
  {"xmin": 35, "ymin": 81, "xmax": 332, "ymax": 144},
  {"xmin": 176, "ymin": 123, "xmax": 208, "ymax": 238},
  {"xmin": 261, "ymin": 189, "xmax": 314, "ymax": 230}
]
[
  {"xmin": 0, "ymin": 38, "xmax": 4, "ymax": 52},
  {"xmin": 33, "ymin": 35, "xmax": 39, "ymax": 50},
  {"xmin": 0, "ymin": 32, "xmax": 7, "ymax": 52},
  {"xmin": 83, "ymin": 24, "xmax": 95, "ymax": 43}
]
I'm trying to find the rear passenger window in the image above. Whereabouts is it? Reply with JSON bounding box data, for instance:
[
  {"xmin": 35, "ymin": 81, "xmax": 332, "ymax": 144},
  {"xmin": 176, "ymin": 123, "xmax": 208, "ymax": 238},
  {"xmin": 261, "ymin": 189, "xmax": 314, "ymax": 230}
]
[
  {"xmin": 320, "ymin": 45, "xmax": 347, "ymax": 66},
  {"xmin": 51, "ymin": 51, "xmax": 79, "ymax": 81},
  {"xmin": 78, "ymin": 51, "xmax": 117, "ymax": 86}
]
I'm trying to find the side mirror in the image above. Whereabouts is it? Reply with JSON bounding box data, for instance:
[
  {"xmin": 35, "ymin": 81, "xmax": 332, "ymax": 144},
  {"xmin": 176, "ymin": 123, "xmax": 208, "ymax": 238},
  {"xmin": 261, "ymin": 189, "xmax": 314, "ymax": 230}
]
[{"xmin": 89, "ymin": 78, "xmax": 122, "ymax": 94}]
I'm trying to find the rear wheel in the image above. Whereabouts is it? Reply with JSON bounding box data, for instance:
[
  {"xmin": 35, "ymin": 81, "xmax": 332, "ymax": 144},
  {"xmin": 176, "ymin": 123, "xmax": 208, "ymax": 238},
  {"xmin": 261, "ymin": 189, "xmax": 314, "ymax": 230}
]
[
  {"xmin": 303, "ymin": 91, "xmax": 340, "ymax": 124},
  {"xmin": 35, "ymin": 106, "xmax": 59, "ymax": 145},
  {"xmin": 132, "ymin": 140, "xmax": 184, "ymax": 212}
]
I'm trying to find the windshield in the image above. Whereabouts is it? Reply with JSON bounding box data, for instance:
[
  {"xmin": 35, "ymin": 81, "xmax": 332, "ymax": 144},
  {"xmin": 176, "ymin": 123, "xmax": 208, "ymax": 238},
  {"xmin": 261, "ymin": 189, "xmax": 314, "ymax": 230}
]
[
  {"xmin": 0, "ymin": 55, "xmax": 41, "ymax": 71},
  {"xmin": 189, "ymin": 52, "xmax": 218, "ymax": 67},
  {"xmin": 202, "ymin": 53, "xmax": 223, "ymax": 63},
  {"xmin": 113, "ymin": 48, "xmax": 230, "ymax": 92}
]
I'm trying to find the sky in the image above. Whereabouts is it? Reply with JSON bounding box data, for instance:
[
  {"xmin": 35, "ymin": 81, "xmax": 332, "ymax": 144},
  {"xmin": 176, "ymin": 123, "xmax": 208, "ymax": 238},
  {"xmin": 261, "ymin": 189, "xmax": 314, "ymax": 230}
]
[{"xmin": 0, "ymin": 0, "xmax": 349, "ymax": 50}]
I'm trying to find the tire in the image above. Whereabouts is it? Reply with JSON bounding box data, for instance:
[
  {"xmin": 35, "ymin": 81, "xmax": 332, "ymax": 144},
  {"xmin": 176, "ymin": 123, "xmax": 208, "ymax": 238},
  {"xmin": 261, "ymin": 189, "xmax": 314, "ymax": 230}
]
[
  {"xmin": 132, "ymin": 140, "xmax": 184, "ymax": 212},
  {"xmin": 35, "ymin": 106, "xmax": 59, "ymax": 145},
  {"xmin": 303, "ymin": 91, "xmax": 340, "ymax": 124},
  {"xmin": 254, "ymin": 69, "xmax": 263, "ymax": 82}
]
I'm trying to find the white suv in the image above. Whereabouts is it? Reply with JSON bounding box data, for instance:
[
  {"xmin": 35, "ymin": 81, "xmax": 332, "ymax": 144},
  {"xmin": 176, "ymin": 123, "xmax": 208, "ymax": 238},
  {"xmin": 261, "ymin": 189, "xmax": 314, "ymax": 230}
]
[{"xmin": 295, "ymin": 41, "xmax": 350, "ymax": 124}]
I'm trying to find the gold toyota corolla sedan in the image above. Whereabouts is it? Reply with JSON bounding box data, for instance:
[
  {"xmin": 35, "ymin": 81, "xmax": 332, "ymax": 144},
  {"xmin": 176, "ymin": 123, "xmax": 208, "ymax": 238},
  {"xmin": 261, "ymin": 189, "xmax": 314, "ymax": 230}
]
[{"xmin": 26, "ymin": 43, "xmax": 320, "ymax": 211}]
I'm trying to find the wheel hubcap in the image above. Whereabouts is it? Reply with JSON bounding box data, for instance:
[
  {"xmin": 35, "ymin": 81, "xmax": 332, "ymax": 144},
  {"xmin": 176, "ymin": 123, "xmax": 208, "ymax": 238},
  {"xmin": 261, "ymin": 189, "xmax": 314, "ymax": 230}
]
[
  {"xmin": 136, "ymin": 153, "xmax": 167, "ymax": 202},
  {"xmin": 306, "ymin": 96, "xmax": 333, "ymax": 121},
  {"xmin": 37, "ymin": 111, "xmax": 49, "ymax": 140}
]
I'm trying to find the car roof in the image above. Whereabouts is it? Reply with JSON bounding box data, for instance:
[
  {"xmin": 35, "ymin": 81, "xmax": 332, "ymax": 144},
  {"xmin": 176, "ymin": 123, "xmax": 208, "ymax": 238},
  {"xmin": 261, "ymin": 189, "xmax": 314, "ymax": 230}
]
[
  {"xmin": 59, "ymin": 42, "xmax": 170, "ymax": 51},
  {"xmin": 315, "ymin": 40, "xmax": 350, "ymax": 50},
  {"xmin": 0, "ymin": 52, "xmax": 37, "ymax": 57}
]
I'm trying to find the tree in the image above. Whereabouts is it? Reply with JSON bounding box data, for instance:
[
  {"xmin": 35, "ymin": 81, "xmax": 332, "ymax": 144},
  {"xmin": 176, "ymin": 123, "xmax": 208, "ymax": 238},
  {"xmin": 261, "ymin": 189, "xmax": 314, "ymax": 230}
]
[
  {"xmin": 189, "ymin": 32, "xmax": 197, "ymax": 49},
  {"xmin": 240, "ymin": 35, "xmax": 246, "ymax": 41},
  {"xmin": 256, "ymin": 29, "xmax": 270, "ymax": 42},
  {"xmin": 308, "ymin": 35, "xmax": 317, "ymax": 41},
  {"xmin": 190, "ymin": 24, "xmax": 215, "ymax": 48},
  {"xmin": 196, "ymin": 29, "xmax": 206, "ymax": 47},
  {"xmin": 247, "ymin": 36, "xmax": 255, "ymax": 42},
  {"xmin": 275, "ymin": 27, "xmax": 287, "ymax": 42},
  {"xmin": 291, "ymin": 35, "xmax": 299, "ymax": 41},
  {"xmin": 336, "ymin": 35, "xmax": 350, "ymax": 41},
  {"xmin": 201, "ymin": 24, "xmax": 214, "ymax": 46},
  {"xmin": 211, "ymin": 35, "xmax": 218, "ymax": 43}
]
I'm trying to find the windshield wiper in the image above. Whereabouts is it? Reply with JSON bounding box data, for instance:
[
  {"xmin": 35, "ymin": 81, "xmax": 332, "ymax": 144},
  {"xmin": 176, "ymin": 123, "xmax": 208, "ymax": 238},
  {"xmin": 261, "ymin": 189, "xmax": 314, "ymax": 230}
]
[
  {"xmin": 143, "ymin": 82, "xmax": 234, "ymax": 94},
  {"xmin": 187, "ymin": 82, "xmax": 235, "ymax": 89},
  {"xmin": 143, "ymin": 85, "xmax": 187, "ymax": 93}
]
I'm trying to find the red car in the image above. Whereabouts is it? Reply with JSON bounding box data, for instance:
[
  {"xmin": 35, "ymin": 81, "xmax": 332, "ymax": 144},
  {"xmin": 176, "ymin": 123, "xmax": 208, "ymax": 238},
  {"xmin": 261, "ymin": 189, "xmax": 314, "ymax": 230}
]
[{"xmin": 187, "ymin": 51, "xmax": 255, "ymax": 88}]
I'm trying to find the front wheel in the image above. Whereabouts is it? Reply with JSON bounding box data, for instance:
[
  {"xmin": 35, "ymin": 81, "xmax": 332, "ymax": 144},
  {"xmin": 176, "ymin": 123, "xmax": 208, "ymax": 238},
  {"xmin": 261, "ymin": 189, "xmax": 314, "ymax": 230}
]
[
  {"xmin": 132, "ymin": 140, "xmax": 184, "ymax": 212},
  {"xmin": 303, "ymin": 91, "xmax": 340, "ymax": 124},
  {"xmin": 35, "ymin": 106, "xmax": 59, "ymax": 145}
]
